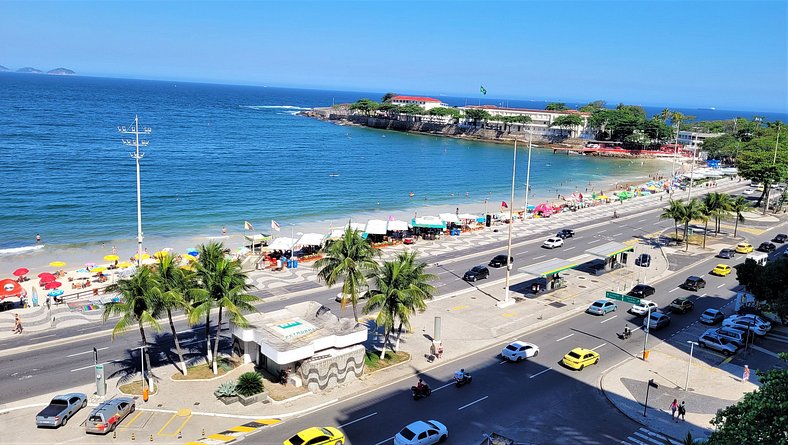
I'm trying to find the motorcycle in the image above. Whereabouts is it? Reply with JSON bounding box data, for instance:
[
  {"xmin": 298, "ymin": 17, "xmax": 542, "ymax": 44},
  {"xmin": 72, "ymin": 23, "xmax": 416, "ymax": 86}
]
[
  {"xmin": 411, "ymin": 384, "xmax": 431, "ymax": 400},
  {"xmin": 454, "ymin": 373, "xmax": 472, "ymax": 387},
  {"xmin": 618, "ymin": 328, "xmax": 632, "ymax": 340}
]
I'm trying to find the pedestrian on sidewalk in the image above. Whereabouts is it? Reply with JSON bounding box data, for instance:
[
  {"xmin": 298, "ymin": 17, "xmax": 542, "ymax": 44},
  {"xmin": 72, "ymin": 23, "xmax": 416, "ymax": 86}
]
[
  {"xmin": 670, "ymin": 399, "xmax": 678, "ymax": 421},
  {"xmin": 742, "ymin": 365, "xmax": 750, "ymax": 383},
  {"xmin": 678, "ymin": 401, "xmax": 686, "ymax": 421},
  {"xmin": 12, "ymin": 314, "xmax": 22, "ymax": 334}
]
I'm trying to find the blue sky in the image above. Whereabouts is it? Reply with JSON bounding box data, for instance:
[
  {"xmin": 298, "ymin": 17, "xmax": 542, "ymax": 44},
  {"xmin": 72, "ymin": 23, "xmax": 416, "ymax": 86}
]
[{"xmin": 1, "ymin": 1, "xmax": 786, "ymax": 112}]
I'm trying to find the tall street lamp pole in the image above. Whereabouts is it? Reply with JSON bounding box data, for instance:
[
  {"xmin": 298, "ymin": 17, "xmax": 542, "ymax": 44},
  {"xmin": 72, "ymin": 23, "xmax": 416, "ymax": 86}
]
[
  {"xmin": 764, "ymin": 122, "xmax": 781, "ymax": 215},
  {"xmin": 643, "ymin": 305, "xmax": 652, "ymax": 360},
  {"xmin": 500, "ymin": 140, "xmax": 518, "ymax": 308},
  {"xmin": 119, "ymin": 116, "xmax": 151, "ymax": 267},
  {"xmin": 685, "ymin": 341, "xmax": 698, "ymax": 391}
]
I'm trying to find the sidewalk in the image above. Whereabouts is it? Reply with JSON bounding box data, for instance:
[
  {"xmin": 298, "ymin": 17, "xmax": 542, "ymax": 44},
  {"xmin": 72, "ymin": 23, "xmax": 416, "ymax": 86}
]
[{"xmin": 600, "ymin": 341, "xmax": 759, "ymax": 441}]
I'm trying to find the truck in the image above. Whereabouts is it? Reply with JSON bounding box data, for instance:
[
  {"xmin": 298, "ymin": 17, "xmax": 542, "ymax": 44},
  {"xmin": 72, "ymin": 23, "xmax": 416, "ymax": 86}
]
[
  {"xmin": 745, "ymin": 251, "xmax": 768, "ymax": 266},
  {"xmin": 35, "ymin": 393, "xmax": 88, "ymax": 428}
]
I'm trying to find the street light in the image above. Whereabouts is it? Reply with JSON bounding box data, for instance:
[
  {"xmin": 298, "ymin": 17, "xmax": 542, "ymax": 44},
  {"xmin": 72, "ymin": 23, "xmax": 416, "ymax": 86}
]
[
  {"xmin": 685, "ymin": 341, "xmax": 698, "ymax": 391},
  {"xmin": 119, "ymin": 116, "xmax": 151, "ymax": 267},
  {"xmin": 500, "ymin": 139, "xmax": 518, "ymax": 308}
]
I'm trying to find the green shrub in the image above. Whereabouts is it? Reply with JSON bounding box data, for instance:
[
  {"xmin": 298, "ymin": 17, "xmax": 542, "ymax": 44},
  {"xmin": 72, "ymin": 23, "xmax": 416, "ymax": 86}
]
[
  {"xmin": 364, "ymin": 351, "xmax": 380, "ymax": 367},
  {"xmin": 236, "ymin": 372, "xmax": 264, "ymax": 396},
  {"xmin": 215, "ymin": 381, "xmax": 237, "ymax": 397}
]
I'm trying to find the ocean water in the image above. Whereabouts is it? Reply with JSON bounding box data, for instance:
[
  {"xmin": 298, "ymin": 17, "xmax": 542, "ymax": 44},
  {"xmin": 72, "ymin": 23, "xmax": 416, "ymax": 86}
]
[{"xmin": 0, "ymin": 74, "xmax": 779, "ymax": 257}]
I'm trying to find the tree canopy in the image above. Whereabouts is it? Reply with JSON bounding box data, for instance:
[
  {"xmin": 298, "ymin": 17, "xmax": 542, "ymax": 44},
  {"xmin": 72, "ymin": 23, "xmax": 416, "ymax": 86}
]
[
  {"xmin": 349, "ymin": 98, "xmax": 379, "ymax": 115},
  {"xmin": 545, "ymin": 102, "xmax": 568, "ymax": 111},
  {"xmin": 428, "ymin": 107, "xmax": 461, "ymax": 118},
  {"xmin": 381, "ymin": 92, "xmax": 397, "ymax": 103},
  {"xmin": 550, "ymin": 115, "xmax": 583, "ymax": 128},
  {"xmin": 464, "ymin": 108, "xmax": 492, "ymax": 122},
  {"xmin": 399, "ymin": 104, "xmax": 426, "ymax": 115},
  {"xmin": 578, "ymin": 100, "xmax": 606, "ymax": 113},
  {"xmin": 734, "ymin": 257, "xmax": 788, "ymax": 322}
]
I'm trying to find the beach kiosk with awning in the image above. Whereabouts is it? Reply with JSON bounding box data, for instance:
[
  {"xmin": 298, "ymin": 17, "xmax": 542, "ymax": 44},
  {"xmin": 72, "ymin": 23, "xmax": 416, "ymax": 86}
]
[
  {"xmin": 365, "ymin": 219, "xmax": 388, "ymax": 242},
  {"xmin": 411, "ymin": 216, "xmax": 446, "ymax": 240},
  {"xmin": 518, "ymin": 257, "xmax": 582, "ymax": 294},
  {"xmin": 585, "ymin": 241, "xmax": 634, "ymax": 274}
]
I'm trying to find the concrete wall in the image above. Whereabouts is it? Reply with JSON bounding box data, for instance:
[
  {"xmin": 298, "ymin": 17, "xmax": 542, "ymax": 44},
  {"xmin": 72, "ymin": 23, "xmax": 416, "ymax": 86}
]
[{"xmin": 298, "ymin": 345, "xmax": 366, "ymax": 391}]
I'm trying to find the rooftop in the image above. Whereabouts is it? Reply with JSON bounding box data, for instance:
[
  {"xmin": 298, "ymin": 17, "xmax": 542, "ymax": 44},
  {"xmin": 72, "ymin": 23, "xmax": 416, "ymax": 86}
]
[
  {"xmin": 463, "ymin": 105, "xmax": 591, "ymax": 116},
  {"xmin": 391, "ymin": 95, "xmax": 441, "ymax": 103}
]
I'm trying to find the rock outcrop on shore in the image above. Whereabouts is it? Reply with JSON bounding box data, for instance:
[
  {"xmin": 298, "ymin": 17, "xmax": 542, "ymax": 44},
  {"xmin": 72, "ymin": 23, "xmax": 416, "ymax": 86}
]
[{"xmin": 3, "ymin": 66, "xmax": 77, "ymax": 75}]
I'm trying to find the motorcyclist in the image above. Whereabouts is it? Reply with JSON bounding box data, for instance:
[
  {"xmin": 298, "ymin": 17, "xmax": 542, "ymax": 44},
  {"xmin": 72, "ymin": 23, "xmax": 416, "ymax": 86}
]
[
  {"xmin": 623, "ymin": 325, "xmax": 632, "ymax": 338},
  {"xmin": 454, "ymin": 368, "xmax": 466, "ymax": 381},
  {"xmin": 416, "ymin": 378, "xmax": 427, "ymax": 392},
  {"xmin": 613, "ymin": 210, "xmax": 619, "ymax": 219}
]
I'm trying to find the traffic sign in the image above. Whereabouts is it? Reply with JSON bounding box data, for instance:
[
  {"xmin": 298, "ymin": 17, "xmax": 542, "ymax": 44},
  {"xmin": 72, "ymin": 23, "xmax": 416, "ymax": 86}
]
[{"xmin": 606, "ymin": 291, "xmax": 641, "ymax": 305}]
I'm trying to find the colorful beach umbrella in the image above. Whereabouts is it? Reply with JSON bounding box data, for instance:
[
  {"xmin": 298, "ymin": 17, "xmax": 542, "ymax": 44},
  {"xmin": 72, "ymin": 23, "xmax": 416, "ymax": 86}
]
[
  {"xmin": 50, "ymin": 261, "xmax": 66, "ymax": 268},
  {"xmin": 44, "ymin": 281, "xmax": 62, "ymax": 290},
  {"xmin": 117, "ymin": 262, "xmax": 132, "ymax": 268},
  {"xmin": 12, "ymin": 267, "xmax": 29, "ymax": 277},
  {"xmin": 92, "ymin": 267, "xmax": 107, "ymax": 273},
  {"xmin": 182, "ymin": 254, "xmax": 196, "ymax": 262},
  {"xmin": 38, "ymin": 273, "xmax": 56, "ymax": 283},
  {"xmin": 154, "ymin": 251, "xmax": 169, "ymax": 259},
  {"xmin": 0, "ymin": 279, "xmax": 24, "ymax": 299},
  {"xmin": 104, "ymin": 254, "xmax": 119, "ymax": 262},
  {"xmin": 47, "ymin": 289, "xmax": 64, "ymax": 297},
  {"xmin": 186, "ymin": 248, "xmax": 199, "ymax": 256},
  {"xmin": 133, "ymin": 253, "xmax": 150, "ymax": 260}
]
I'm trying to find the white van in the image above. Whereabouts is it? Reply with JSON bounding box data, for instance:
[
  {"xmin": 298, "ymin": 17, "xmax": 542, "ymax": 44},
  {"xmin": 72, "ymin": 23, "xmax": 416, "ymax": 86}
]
[{"xmin": 746, "ymin": 251, "xmax": 768, "ymax": 266}]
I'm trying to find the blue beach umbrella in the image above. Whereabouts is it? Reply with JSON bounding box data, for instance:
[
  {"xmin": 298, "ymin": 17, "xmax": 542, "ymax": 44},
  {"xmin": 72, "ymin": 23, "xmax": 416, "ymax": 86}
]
[
  {"xmin": 47, "ymin": 289, "xmax": 64, "ymax": 297},
  {"xmin": 186, "ymin": 248, "xmax": 199, "ymax": 257}
]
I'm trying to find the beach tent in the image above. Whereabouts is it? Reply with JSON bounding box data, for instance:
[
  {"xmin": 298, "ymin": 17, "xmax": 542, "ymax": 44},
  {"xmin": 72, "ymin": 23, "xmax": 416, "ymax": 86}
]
[
  {"xmin": 296, "ymin": 233, "xmax": 325, "ymax": 247},
  {"xmin": 386, "ymin": 220, "xmax": 409, "ymax": 232},
  {"xmin": 457, "ymin": 213, "xmax": 478, "ymax": 221},
  {"xmin": 438, "ymin": 213, "xmax": 460, "ymax": 225},
  {"xmin": 345, "ymin": 222, "xmax": 366, "ymax": 232},
  {"xmin": 267, "ymin": 237, "xmax": 296, "ymax": 252},
  {"xmin": 326, "ymin": 228, "xmax": 346, "ymax": 240},
  {"xmin": 411, "ymin": 216, "xmax": 446, "ymax": 229},
  {"xmin": 365, "ymin": 219, "xmax": 388, "ymax": 235}
]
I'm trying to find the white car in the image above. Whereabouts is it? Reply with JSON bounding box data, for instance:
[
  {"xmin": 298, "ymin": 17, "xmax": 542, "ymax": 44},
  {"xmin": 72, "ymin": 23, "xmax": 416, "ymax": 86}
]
[
  {"xmin": 743, "ymin": 188, "xmax": 755, "ymax": 195},
  {"xmin": 722, "ymin": 317, "xmax": 768, "ymax": 336},
  {"xmin": 394, "ymin": 420, "xmax": 448, "ymax": 445},
  {"xmin": 542, "ymin": 237, "xmax": 564, "ymax": 249},
  {"xmin": 629, "ymin": 300, "xmax": 658, "ymax": 316},
  {"xmin": 501, "ymin": 341, "xmax": 540, "ymax": 362},
  {"xmin": 726, "ymin": 314, "xmax": 771, "ymax": 331}
]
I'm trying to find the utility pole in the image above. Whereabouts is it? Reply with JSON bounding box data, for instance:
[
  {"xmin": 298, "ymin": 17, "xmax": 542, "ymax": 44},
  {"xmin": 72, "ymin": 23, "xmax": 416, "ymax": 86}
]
[
  {"xmin": 119, "ymin": 116, "xmax": 151, "ymax": 267},
  {"xmin": 643, "ymin": 306, "xmax": 652, "ymax": 360},
  {"xmin": 685, "ymin": 341, "xmax": 698, "ymax": 391},
  {"xmin": 499, "ymin": 140, "xmax": 517, "ymax": 308},
  {"xmin": 764, "ymin": 122, "xmax": 781, "ymax": 215}
]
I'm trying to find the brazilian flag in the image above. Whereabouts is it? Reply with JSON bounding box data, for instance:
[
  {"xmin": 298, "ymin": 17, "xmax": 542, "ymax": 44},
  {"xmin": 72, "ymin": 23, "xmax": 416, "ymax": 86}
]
[{"xmin": 480, "ymin": 85, "xmax": 487, "ymax": 95}]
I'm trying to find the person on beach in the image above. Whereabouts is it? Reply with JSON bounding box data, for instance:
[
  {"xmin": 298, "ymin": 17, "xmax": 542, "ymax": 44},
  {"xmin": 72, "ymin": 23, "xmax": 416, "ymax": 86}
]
[
  {"xmin": 12, "ymin": 314, "xmax": 22, "ymax": 334},
  {"xmin": 670, "ymin": 399, "xmax": 678, "ymax": 420},
  {"xmin": 112, "ymin": 245, "xmax": 117, "ymax": 255},
  {"xmin": 35, "ymin": 233, "xmax": 41, "ymax": 244},
  {"xmin": 222, "ymin": 226, "xmax": 227, "ymax": 235}
]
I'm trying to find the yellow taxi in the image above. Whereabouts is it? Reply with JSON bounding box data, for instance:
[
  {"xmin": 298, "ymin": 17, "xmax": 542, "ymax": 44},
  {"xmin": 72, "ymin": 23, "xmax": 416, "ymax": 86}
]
[
  {"xmin": 711, "ymin": 264, "xmax": 732, "ymax": 276},
  {"xmin": 561, "ymin": 347, "xmax": 600, "ymax": 370},
  {"xmin": 735, "ymin": 242, "xmax": 753, "ymax": 254},
  {"xmin": 284, "ymin": 427, "xmax": 345, "ymax": 445}
]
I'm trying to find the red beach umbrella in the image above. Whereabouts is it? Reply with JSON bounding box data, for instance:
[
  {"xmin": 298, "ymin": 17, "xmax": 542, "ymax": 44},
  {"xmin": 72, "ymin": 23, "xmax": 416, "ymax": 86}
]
[
  {"xmin": 44, "ymin": 281, "xmax": 62, "ymax": 290},
  {"xmin": 38, "ymin": 272, "xmax": 56, "ymax": 280},
  {"xmin": 0, "ymin": 279, "xmax": 24, "ymax": 300},
  {"xmin": 13, "ymin": 268, "xmax": 29, "ymax": 277}
]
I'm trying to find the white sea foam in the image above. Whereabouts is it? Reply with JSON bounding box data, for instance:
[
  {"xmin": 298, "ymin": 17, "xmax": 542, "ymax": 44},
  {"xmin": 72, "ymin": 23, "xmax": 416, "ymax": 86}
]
[
  {"xmin": 0, "ymin": 245, "xmax": 45, "ymax": 256},
  {"xmin": 242, "ymin": 105, "xmax": 312, "ymax": 111}
]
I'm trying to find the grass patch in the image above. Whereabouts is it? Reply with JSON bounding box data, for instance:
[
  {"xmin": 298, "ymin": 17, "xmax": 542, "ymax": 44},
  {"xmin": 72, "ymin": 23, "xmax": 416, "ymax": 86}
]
[
  {"xmin": 118, "ymin": 380, "xmax": 157, "ymax": 396},
  {"xmin": 172, "ymin": 357, "xmax": 239, "ymax": 380},
  {"xmin": 364, "ymin": 350, "xmax": 410, "ymax": 373}
]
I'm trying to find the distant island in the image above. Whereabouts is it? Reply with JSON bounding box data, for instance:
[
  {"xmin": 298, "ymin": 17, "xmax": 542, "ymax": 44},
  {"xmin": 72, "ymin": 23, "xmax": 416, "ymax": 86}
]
[{"xmin": 0, "ymin": 65, "xmax": 76, "ymax": 75}]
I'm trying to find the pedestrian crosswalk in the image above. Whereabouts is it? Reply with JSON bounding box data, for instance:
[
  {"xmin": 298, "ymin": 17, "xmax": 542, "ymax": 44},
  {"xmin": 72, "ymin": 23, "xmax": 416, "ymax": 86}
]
[{"xmin": 621, "ymin": 427, "xmax": 682, "ymax": 445}]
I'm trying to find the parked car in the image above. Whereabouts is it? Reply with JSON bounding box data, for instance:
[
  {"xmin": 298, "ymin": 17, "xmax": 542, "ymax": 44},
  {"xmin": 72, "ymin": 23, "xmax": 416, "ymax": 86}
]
[
  {"xmin": 698, "ymin": 332, "xmax": 739, "ymax": 356},
  {"xmin": 394, "ymin": 420, "xmax": 448, "ymax": 445},
  {"xmin": 711, "ymin": 264, "xmax": 733, "ymax": 276},
  {"xmin": 718, "ymin": 248, "xmax": 736, "ymax": 259},
  {"xmin": 743, "ymin": 188, "xmax": 755, "ymax": 195},
  {"xmin": 488, "ymin": 254, "xmax": 513, "ymax": 268},
  {"xmin": 699, "ymin": 308, "xmax": 724, "ymax": 325},
  {"xmin": 463, "ymin": 265, "xmax": 490, "ymax": 282},
  {"xmin": 556, "ymin": 228, "xmax": 575, "ymax": 239},
  {"xmin": 36, "ymin": 393, "xmax": 88, "ymax": 428},
  {"xmin": 773, "ymin": 233, "xmax": 787, "ymax": 243},
  {"xmin": 644, "ymin": 312, "xmax": 671, "ymax": 330},
  {"xmin": 284, "ymin": 427, "xmax": 345, "ymax": 445},
  {"xmin": 711, "ymin": 327, "xmax": 751, "ymax": 347},
  {"xmin": 561, "ymin": 347, "xmax": 600, "ymax": 370},
  {"xmin": 85, "ymin": 397, "xmax": 135, "ymax": 434},
  {"xmin": 669, "ymin": 296, "xmax": 694, "ymax": 314},
  {"xmin": 728, "ymin": 314, "xmax": 772, "ymax": 331},
  {"xmin": 635, "ymin": 254, "xmax": 651, "ymax": 267},
  {"xmin": 735, "ymin": 242, "xmax": 753, "ymax": 254},
  {"xmin": 586, "ymin": 299, "xmax": 618, "ymax": 315},
  {"xmin": 723, "ymin": 317, "xmax": 769, "ymax": 336},
  {"xmin": 542, "ymin": 237, "xmax": 564, "ymax": 249},
  {"xmin": 627, "ymin": 284, "xmax": 655, "ymax": 298},
  {"xmin": 757, "ymin": 242, "xmax": 776, "ymax": 253},
  {"xmin": 501, "ymin": 340, "xmax": 539, "ymax": 362},
  {"xmin": 681, "ymin": 276, "xmax": 706, "ymax": 291},
  {"xmin": 629, "ymin": 300, "xmax": 659, "ymax": 316}
]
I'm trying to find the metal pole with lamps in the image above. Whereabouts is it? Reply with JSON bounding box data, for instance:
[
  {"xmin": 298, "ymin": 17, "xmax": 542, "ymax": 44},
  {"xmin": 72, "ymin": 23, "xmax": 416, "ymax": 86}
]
[
  {"xmin": 685, "ymin": 341, "xmax": 698, "ymax": 391},
  {"xmin": 500, "ymin": 140, "xmax": 517, "ymax": 308},
  {"xmin": 764, "ymin": 122, "xmax": 781, "ymax": 215},
  {"xmin": 523, "ymin": 131, "xmax": 533, "ymax": 217},
  {"xmin": 119, "ymin": 116, "xmax": 151, "ymax": 267}
]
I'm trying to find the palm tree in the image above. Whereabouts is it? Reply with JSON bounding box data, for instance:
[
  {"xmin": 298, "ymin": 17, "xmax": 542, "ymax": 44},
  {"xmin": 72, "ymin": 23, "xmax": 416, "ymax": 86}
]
[
  {"xmin": 314, "ymin": 227, "xmax": 380, "ymax": 321},
  {"xmin": 103, "ymin": 267, "xmax": 161, "ymax": 383},
  {"xmin": 660, "ymin": 200, "xmax": 685, "ymax": 244},
  {"xmin": 700, "ymin": 193, "xmax": 722, "ymax": 248},
  {"xmin": 682, "ymin": 198, "xmax": 706, "ymax": 251},
  {"xmin": 192, "ymin": 242, "xmax": 226, "ymax": 363},
  {"xmin": 713, "ymin": 193, "xmax": 733, "ymax": 235},
  {"xmin": 192, "ymin": 253, "xmax": 258, "ymax": 374},
  {"xmin": 363, "ymin": 252, "xmax": 437, "ymax": 359},
  {"xmin": 152, "ymin": 253, "xmax": 192, "ymax": 375},
  {"xmin": 730, "ymin": 196, "xmax": 751, "ymax": 237}
]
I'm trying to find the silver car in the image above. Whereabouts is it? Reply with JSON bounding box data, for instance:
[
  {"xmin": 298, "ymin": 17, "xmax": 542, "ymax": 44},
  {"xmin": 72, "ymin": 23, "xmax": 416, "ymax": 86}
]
[
  {"xmin": 85, "ymin": 397, "xmax": 135, "ymax": 434},
  {"xmin": 698, "ymin": 332, "xmax": 739, "ymax": 356}
]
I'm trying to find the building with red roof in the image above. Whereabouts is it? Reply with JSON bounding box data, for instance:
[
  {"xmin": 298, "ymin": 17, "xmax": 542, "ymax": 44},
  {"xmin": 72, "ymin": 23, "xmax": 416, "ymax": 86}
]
[{"xmin": 390, "ymin": 95, "xmax": 448, "ymax": 110}]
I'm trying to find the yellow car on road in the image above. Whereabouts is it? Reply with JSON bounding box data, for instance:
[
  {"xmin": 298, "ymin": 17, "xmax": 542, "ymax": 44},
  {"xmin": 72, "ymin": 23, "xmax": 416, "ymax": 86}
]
[
  {"xmin": 284, "ymin": 427, "xmax": 345, "ymax": 445},
  {"xmin": 712, "ymin": 264, "xmax": 732, "ymax": 276},
  {"xmin": 561, "ymin": 348, "xmax": 600, "ymax": 370},
  {"xmin": 735, "ymin": 243, "xmax": 753, "ymax": 254}
]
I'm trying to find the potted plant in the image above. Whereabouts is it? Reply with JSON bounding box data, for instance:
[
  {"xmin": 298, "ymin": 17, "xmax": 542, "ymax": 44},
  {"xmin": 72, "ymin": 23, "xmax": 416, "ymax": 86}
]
[
  {"xmin": 235, "ymin": 371, "xmax": 265, "ymax": 406},
  {"xmin": 214, "ymin": 381, "xmax": 239, "ymax": 405}
]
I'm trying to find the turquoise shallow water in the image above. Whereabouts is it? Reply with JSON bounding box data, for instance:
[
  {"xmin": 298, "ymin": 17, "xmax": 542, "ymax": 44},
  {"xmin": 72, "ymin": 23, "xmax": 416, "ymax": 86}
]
[{"xmin": 1, "ymin": 73, "xmax": 772, "ymax": 254}]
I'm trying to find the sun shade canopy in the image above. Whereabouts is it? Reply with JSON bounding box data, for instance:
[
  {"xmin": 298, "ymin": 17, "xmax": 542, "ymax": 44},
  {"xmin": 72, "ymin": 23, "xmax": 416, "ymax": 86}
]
[
  {"xmin": 518, "ymin": 258, "xmax": 580, "ymax": 277},
  {"xmin": 585, "ymin": 241, "xmax": 634, "ymax": 259}
]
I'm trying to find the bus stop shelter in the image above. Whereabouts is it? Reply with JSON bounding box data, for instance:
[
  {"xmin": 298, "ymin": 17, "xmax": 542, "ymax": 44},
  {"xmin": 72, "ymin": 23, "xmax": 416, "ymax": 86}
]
[
  {"xmin": 585, "ymin": 241, "xmax": 634, "ymax": 274},
  {"xmin": 518, "ymin": 258, "xmax": 582, "ymax": 294}
]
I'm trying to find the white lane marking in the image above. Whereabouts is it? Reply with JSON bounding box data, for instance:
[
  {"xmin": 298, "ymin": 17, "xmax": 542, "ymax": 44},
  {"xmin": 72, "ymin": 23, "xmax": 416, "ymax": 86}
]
[
  {"xmin": 339, "ymin": 412, "xmax": 377, "ymax": 428},
  {"xmin": 77, "ymin": 327, "xmax": 96, "ymax": 332},
  {"xmin": 36, "ymin": 334, "xmax": 56, "ymax": 340},
  {"xmin": 598, "ymin": 230, "xmax": 608, "ymax": 233},
  {"xmin": 699, "ymin": 274, "xmax": 706, "ymax": 277},
  {"xmin": 533, "ymin": 255, "xmax": 546, "ymax": 260},
  {"xmin": 433, "ymin": 381, "xmax": 455, "ymax": 392},
  {"xmin": 637, "ymin": 219, "xmax": 648, "ymax": 223},
  {"xmin": 529, "ymin": 368, "xmax": 552, "ymax": 379},
  {"xmin": 458, "ymin": 395, "xmax": 489, "ymax": 411},
  {"xmin": 592, "ymin": 343, "xmax": 607, "ymax": 351},
  {"xmin": 556, "ymin": 333, "xmax": 574, "ymax": 342},
  {"xmin": 374, "ymin": 437, "xmax": 395, "ymax": 445},
  {"xmin": 498, "ymin": 360, "xmax": 508, "ymax": 365},
  {"xmin": 70, "ymin": 360, "xmax": 121, "ymax": 372},
  {"xmin": 600, "ymin": 315, "xmax": 618, "ymax": 324},
  {"xmin": 717, "ymin": 284, "xmax": 726, "ymax": 288},
  {"xmin": 669, "ymin": 288, "xmax": 679, "ymax": 293},
  {"xmin": 564, "ymin": 246, "xmax": 576, "ymax": 251},
  {"xmin": 588, "ymin": 239, "xmax": 602, "ymax": 244},
  {"xmin": 66, "ymin": 347, "xmax": 109, "ymax": 358},
  {"xmin": 612, "ymin": 232, "xmax": 623, "ymax": 237}
]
